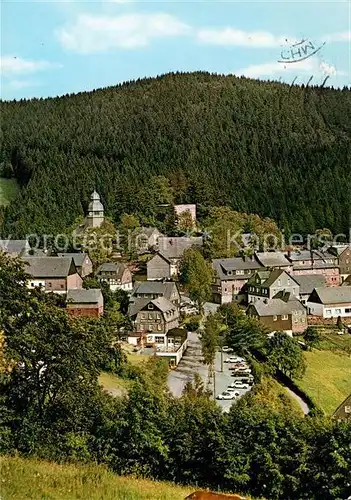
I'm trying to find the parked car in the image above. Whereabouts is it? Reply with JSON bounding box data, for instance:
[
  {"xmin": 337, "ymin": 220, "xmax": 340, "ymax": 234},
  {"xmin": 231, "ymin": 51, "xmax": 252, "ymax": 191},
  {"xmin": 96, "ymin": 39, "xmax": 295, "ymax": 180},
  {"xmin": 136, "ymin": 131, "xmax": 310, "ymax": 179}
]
[
  {"xmin": 230, "ymin": 381, "xmax": 249, "ymax": 390},
  {"xmin": 225, "ymin": 387, "xmax": 240, "ymax": 396},
  {"xmin": 229, "ymin": 363, "xmax": 249, "ymax": 370},
  {"xmin": 232, "ymin": 369, "xmax": 252, "ymax": 377},
  {"xmin": 222, "ymin": 346, "xmax": 234, "ymax": 353},
  {"xmin": 237, "ymin": 377, "xmax": 254, "ymax": 386},
  {"xmin": 224, "ymin": 356, "xmax": 244, "ymax": 363},
  {"xmin": 216, "ymin": 391, "xmax": 238, "ymax": 400}
]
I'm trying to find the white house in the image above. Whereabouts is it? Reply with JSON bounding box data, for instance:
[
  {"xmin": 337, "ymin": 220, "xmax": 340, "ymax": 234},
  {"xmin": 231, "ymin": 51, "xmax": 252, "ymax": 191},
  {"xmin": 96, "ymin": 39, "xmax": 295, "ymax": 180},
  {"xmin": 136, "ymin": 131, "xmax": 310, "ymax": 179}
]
[{"xmin": 307, "ymin": 287, "xmax": 351, "ymax": 319}]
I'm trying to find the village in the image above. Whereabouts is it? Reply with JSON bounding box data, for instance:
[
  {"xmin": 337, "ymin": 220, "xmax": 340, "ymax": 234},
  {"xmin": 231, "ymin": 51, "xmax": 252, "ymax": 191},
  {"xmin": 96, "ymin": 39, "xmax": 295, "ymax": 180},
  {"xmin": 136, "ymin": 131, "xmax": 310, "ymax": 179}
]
[{"xmin": 1, "ymin": 190, "xmax": 351, "ymax": 415}]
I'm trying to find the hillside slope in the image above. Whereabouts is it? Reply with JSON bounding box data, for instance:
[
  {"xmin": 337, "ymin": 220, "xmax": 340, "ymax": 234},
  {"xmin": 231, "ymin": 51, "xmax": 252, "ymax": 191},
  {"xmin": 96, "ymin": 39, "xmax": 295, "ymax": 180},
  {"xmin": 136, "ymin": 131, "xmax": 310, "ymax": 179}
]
[
  {"xmin": 0, "ymin": 456, "xmax": 194, "ymax": 500},
  {"xmin": 1, "ymin": 72, "xmax": 350, "ymax": 236}
]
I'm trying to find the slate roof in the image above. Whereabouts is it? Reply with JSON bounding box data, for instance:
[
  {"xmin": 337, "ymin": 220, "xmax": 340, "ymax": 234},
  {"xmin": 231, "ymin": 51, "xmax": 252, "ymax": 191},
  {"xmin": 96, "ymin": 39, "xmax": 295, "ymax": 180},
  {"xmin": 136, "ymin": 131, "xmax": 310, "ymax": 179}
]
[
  {"xmin": 0, "ymin": 239, "xmax": 30, "ymax": 256},
  {"xmin": 58, "ymin": 253, "xmax": 89, "ymax": 267},
  {"xmin": 132, "ymin": 281, "xmax": 178, "ymax": 301},
  {"xmin": 287, "ymin": 250, "xmax": 338, "ymax": 265},
  {"xmin": 309, "ymin": 286, "xmax": 351, "ymax": 305},
  {"xmin": 97, "ymin": 262, "xmax": 127, "ymax": 279},
  {"xmin": 67, "ymin": 289, "xmax": 103, "ymax": 304},
  {"xmin": 256, "ymin": 252, "xmax": 292, "ymax": 268},
  {"xmin": 24, "ymin": 257, "xmax": 75, "ymax": 278},
  {"xmin": 213, "ymin": 257, "xmax": 263, "ymax": 280},
  {"xmin": 140, "ymin": 227, "xmax": 162, "ymax": 238},
  {"xmin": 247, "ymin": 269, "xmax": 296, "ymax": 288},
  {"xmin": 294, "ymin": 274, "xmax": 326, "ymax": 295},
  {"xmin": 129, "ymin": 297, "xmax": 177, "ymax": 317},
  {"xmin": 249, "ymin": 298, "xmax": 306, "ymax": 316},
  {"xmin": 158, "ymin": 237, "xmax": 203, "ymax": 260}
]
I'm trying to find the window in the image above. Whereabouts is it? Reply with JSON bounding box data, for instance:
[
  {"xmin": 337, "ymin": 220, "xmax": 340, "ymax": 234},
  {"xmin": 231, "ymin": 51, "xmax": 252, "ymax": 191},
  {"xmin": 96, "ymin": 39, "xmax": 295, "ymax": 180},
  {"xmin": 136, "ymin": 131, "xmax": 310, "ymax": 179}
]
[
  {"xmin": 148, "ymin": 303, "xmax": 154, "ymax": 310},
  {"xmin": 48, "ymin": 282, "xmax": 52, "ymax": 287},
  {"xmin": 294, "ymin": 317, "xmax": 299, "ymax": 323},
  {"xmin": 60, "ymin": 284, "xmax": 64, "ymax": 289},
  {"xmin": 287, "ymin": 279, "xmax": 291, "ymax": 285},
  {"xmin": 345, "ymin": 308, "xmax": 351, "ymax": 313},
  {"xmin": 157, "ymin": 324, "xmax": 162, "ymax": 331},
  {"xmin": 31, "ymin": 283, "xmax": 35, "ymax": 287},
  {"xmin": 227, "ymin": 270, "xmax": 232, "ymax": 276},
  {"xmin": 148, "ymin": 313, "xmax": 153, "ymax": 319},
  {"xmin": 282, "ymin": 314, "xmax": 288, "ymax": 320},
  {"xmin": 345, "ymin": 406, "xmax": 351, "ymax": 414},
  {"xmin": 155, "ymin": 336, "xmax": 164, "ymax": 344},
  {"xmin": 273, "ymin": 315, "xmax": 277, "ymax": 321},
  {"xmin": 236, "ymin": 270, "xmax": 244, "ymax": 275},
  {"xmin": 277, "ymin": 280, "xmax": 281, "ymax": 286},
  {"xmin": 301, "ymin": 318, "xmax": 305, "ymax": 323},
  {"xmin": 335, "ymin": 309, "xmax": 341, "ymax": 314},
  {"xmin": 141, "ymin": 313, "xmax": 146, "ymax": 319}
]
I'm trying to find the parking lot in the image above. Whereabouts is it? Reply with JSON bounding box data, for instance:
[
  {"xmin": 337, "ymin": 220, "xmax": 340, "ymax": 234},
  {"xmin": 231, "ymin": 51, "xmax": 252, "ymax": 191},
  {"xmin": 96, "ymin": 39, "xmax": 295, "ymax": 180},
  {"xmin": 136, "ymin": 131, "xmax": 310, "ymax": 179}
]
[
  {"xmin": 168, "ymin": 333, "xmax": 253, "ymax": 409},
  {"xmin": 212, "ymin": 350, "xmax": 252, "ymax": 412}
]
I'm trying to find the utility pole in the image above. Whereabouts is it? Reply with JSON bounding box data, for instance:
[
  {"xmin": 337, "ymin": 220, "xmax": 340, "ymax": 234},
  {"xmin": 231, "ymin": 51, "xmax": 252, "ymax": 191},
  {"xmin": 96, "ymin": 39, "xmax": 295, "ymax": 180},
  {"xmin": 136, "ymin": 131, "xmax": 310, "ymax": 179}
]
[{"xmin": 213, "ymin": 364, "xmax": 216, "ymax": 399}]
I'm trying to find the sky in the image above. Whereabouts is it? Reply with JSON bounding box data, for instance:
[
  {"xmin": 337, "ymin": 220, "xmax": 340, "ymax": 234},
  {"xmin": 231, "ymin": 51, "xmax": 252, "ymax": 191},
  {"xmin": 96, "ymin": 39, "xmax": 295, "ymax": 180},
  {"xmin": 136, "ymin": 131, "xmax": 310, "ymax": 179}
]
[{"xmin": 1, "ymin": 0, "xmax": 350, "ymax": 100}]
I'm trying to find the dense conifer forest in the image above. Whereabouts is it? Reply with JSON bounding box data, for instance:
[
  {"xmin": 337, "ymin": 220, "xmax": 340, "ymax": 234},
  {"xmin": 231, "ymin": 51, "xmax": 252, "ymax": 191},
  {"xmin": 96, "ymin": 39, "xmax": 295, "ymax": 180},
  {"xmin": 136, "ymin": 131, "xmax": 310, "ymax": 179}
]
[{"xmin": 0, "ymin": 72, "xmax": 350, "ymax": 237}]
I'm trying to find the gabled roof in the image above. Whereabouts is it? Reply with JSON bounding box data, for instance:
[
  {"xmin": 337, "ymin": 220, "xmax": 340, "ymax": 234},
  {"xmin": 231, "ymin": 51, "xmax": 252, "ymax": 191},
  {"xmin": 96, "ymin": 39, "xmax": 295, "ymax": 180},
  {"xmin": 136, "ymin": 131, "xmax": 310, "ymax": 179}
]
[
  {"xmin": 213, "ymin": 257, "xmax": 263, "ymax": 280},
  {"xmin": 128, "ymin": 296, "xmax": 177, "ymax": 317},
  {"xmin": 24, "ymin": 257, "xmax": 76, "ymax": 278},
  {"xmin": 97, "ymin": 262, "xmax": 128, "ymax": 279},
  {"xmin": 328, "ymin": 245, "xmax": 351, "ymax": 257},
  {"xmin": 132, "ymin": 281, "xmax": 178, "ymax": 300},
  {"xmin": 0, "ymin": 239, "xmax": 30, "ymax": 256},
  {"xmin": 67, "ymin": 288, "xmax": 103, "ymax": 304},
  {"xmin": 58, "ymin": 252, "xmax": 90, "ymax": 267},
  {"xmin": 308, "ymin": 286, "xmax": 351, "ymax": 305},
  {"xmin": 333, "ymin": 394, "xmax": 351, "ymax": 419},
  {"xmin": 294, "ymin": 274, "xmax": 326, "ymax": 295},
  {"xmin": 140, "ymin": 227, "xmax": 163, "ymax": 238},
  {"xmin": 256, "ymin": 252, "xmax": 291, "ymax": 268},
  {"xmin": 248, "ymin": 298, "xmax": 306, "ymax": 317},
  {"xmin": 158, "ymin": 236, "xmax": 203, "ymax": 259},
  {"xmin": 247, "ymin": 269, "xmax": 298, "ymax": 289}
]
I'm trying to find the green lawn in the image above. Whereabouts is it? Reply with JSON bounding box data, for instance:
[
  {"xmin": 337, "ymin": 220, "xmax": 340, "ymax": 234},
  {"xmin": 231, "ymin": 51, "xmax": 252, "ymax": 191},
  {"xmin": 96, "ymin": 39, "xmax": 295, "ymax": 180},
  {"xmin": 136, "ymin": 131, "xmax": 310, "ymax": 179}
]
[
  {"xmin": 98, "ymin": 371, "xmax": 131, "ymax": 397},
  {"xmin": 0, "ymin": 456, "xmax": 194, "ymax": 500},
  {"xmin": 295, "ymin": 349, "xmax": 351, "ymax": 415},
  {"xmin": 0, "ymin": 178, "xmax": 19, "ymax": 206}
]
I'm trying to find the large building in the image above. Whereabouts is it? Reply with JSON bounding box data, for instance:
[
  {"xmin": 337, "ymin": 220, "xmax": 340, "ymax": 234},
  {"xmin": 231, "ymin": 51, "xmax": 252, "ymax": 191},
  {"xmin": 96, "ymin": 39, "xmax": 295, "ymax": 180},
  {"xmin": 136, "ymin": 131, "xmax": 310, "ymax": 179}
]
[
  {"xmin": 246, "ymin": 269, "xmax": 300, "ymax": 304},
  {"xmin": 212, "ymin": 256, "xmax": 263, "ymax": 304},
  {"xmin": 147, "ymin": 237, "xmax": 203, "ymax": 280},
  {"xmin": 128, "ymin": 297, "xmax": 180, "ymax": 345},
  {"xmin": 86, "ymin": 190, "xmax": 104, "ymax": 228},
  {"xmin": 307, "ymin": 287, "xmax": 351, "ymax": 319},
  {"xmin": 131, "ymin": 281, "xmax": 180, "ymax": 306},
  {"xmin": 247, "ymin": 297, "xmax": 307, "ymax": 335},
  {"xmin": 24, "ymin": 257, "xmax": 83, "ymax": 294}
]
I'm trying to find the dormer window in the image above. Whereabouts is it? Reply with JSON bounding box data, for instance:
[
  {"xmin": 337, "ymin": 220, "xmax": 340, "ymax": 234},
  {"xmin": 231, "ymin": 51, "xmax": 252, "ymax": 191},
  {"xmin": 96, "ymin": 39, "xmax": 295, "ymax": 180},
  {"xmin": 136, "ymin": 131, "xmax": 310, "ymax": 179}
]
[{"xmin": 227, "ymin": 270, "xmax": 232, "ymax": 276}]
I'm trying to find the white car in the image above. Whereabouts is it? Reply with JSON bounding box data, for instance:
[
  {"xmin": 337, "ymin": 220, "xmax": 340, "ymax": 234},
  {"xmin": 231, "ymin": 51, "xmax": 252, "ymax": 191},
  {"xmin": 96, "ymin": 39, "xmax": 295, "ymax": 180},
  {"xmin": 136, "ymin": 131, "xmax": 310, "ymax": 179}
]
[
  {"xmin": 224, "ymin": 356, "xmax": 244, "ymax": 363},
  {"xmin": 216, "ymin": 391, "xmax": 237, "ymax": 400},
  {"xmin": 230, "ymin": 381, "xmax": 249, "ymax": 390},
  {"xmin": 225, "ymin": 387, "xmax": 240, "ymax": 396},
  {"xmin": 222, "ymin": 346, "xmax": 233, "ymax": 353}
]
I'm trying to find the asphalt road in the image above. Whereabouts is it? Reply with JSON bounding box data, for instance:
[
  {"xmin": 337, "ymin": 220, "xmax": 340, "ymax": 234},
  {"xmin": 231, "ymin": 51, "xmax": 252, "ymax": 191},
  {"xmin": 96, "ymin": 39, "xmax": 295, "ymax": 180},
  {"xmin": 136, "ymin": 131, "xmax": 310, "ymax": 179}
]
[{"xmin": 167, "ymin": 331, "xmax": 208, "ymax": 398}]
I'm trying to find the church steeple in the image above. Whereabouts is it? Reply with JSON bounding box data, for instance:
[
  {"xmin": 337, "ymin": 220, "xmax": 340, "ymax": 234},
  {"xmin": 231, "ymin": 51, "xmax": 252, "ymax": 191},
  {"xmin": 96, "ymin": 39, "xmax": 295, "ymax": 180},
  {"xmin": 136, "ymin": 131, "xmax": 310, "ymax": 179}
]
[{"xmin": 86, "ymin": 190, "xmax": 104, "ymax": 228}]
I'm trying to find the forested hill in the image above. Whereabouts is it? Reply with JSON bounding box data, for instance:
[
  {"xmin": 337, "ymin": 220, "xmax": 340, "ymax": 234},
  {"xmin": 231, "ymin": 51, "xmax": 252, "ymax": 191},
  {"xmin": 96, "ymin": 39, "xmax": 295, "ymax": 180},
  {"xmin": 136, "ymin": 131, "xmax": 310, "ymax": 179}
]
[{"xmin": 0, "ymin": 72, "xmax": 350, "ymax": 237}]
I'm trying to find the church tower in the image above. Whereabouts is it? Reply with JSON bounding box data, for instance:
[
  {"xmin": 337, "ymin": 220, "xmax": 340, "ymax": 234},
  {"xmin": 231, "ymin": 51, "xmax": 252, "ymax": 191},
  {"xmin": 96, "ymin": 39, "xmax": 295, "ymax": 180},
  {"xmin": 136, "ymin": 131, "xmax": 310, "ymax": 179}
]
[{"xmin": 86, "ymin": 190, "xmax": 104, "ymax": 228}]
